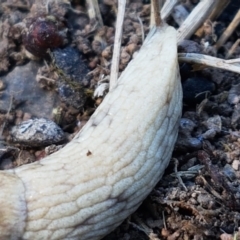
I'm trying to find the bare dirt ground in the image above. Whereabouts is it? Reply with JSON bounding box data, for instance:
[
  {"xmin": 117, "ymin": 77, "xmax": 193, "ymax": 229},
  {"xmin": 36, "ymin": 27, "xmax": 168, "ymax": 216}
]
[{"xmin": 0, "ymin": 0, "xmax": 240, "ymax": 239}]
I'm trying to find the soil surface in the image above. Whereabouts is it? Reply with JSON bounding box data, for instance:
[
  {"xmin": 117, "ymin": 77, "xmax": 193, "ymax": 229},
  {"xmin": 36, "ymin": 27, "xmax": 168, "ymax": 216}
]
[{"xmin": 0, "ymin": 0, "xmax": 240, "ymax": 239}]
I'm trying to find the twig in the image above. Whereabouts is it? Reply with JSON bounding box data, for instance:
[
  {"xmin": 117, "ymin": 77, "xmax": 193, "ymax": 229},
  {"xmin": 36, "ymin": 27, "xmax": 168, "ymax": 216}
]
[
  {"xmin": 131, "ymin": 215, "xmax": 160, "ymax": 240},
  {"xmin": 177, "ymin": 0, "xmax": 217, "ymax": 42},
  {"xmin": 152, "ymin": 0, "xmax": 162, "ymax": 27},
  {"xmin": 199, "ymin": 176, "xmax": 223, "ymax": 201},
  {"xmin": 215, "ymin": 9, "xmax": 240, "ymax": 50},
  {"xmin": 178, "ymin": 53, "xmax": 240, "ymax": 74},
  {"xmin": 174, "ymin": 158, "xmax": 187, "ymax": 191},
  {"xmin": 109, "ymin": 0, "xmax": 126, "ymax": 90}
]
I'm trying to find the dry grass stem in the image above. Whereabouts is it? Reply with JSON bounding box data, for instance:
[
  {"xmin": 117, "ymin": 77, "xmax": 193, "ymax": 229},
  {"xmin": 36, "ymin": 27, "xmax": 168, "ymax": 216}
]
[
  {"xmin": 150, "ymin": 0, "xmax": 179, "ymax": 27},
  {"xmin": 161, "ymin": 0, "xmax": 179, "ymax": 20},
  {"xmin": 177, "ymin": 0, "xmax": 217, "ymax": 42},
  {"xmin": 178, "ymin": 53, "xmax": 240, "ymax": 74},
  {"xmin": 151, "ymin": 0, "xmax": 162, "ymax": 27},
  {"xmin": 137, "ymin": 14, "xmax": 145, "ymax": 42},
  {"xmin": 208, "ymin": 0, "xmax": 230, "ymax": 20},
  {"xmin": 2, "ymin": 2, "xmax": 30, "ymax": 10},
  {"xmin": 225, "ymin": 58, "xmax": 240, "ymax": 64},
  {"xmin": 226, "ymin": 39, "xmax": 240, "ymax": 59},
  {"xmin": 215, "ymin": 9, "xmax": 240, "ymax": 50},
  {"xmin": 195, "ymin": 0, "xmax": 230, "ymax": 37},
  {"xmin": 109, "ymin": 0, "xmax": 126, "ymax": 90},
  {"xmin": 86, "ymin": 0, "xmax": 103, "ymax": 27},
  {"xmin": 0, "ymin": 96, "xmax": 13, "ymax": 138},
  {"xmin": 162, "ymin": 211, "xmax": 167, "ymax": 229}
]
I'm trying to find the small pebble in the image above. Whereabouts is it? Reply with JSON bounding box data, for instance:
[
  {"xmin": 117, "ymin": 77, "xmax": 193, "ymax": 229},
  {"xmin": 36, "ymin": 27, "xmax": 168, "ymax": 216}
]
[
  {"xmin": 220, "ymin": 233, "xmax": 234, "ymax": 240},
  {"xmin": 222, "ymin": 164, "xmax": 236, "ymax": 181},
  {"xmin": 176, "ymin": 118, "xmax": 202, "ymax": 151},
  {"xmin": 179, "ymin": 118, "xmax": 196, "ymax": 133},
  {"xmin": 16, "ymin": 110, "xmax": 23, "ymax": 118},
  {"xmin": 202, "ymin": 115, "xmax": 222, "ymax": 132},
  {"xmin": 188, "ymin": 198, "xmax": 198, "ymax": 205},
  {"xmin": 23, "ymin": 112, "xmax": 32, "ymax": 121},
  {"xmin": 197, "ymin": 193, "xmax": 213, "ymax": 209},
  {"xmin": 0, "ymin": 79, "xmax": 6, "ymax": 91},
  {"xmin": 202, "ymin": 129, "xmax": 216, "ymax": 139},
  {"xmin": 232, "ymin": 160, "xmax": 240, "ymax": 171},
  {"xmin": 228, "ymin": 83, "xmax": 240, "ymax": 105},
  {"xmin": 161, "ymin": 228, "xmax": 170, "ymax": 237},
  {"xmin": 11, "ymin": 118, "xmax": 65, "ymax": 147},
  {"xmin": 191, "ymin": 192, "xmax": 197, "ymax": 198}
]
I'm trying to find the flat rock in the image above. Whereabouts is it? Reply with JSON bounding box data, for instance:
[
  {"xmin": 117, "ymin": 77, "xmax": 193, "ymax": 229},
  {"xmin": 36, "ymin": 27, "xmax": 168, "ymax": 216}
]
[
  {"xmin": 1, "ymin": 61, "xmax": 60, "ymax": 119},
  {"xmin": 11, "ymin": 118, "xmax": 65, "ymax": 147}
]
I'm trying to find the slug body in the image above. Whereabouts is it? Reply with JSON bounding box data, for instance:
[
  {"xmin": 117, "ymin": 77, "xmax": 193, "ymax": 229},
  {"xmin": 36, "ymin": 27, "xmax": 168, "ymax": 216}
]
[{"xmin": 0, "ymin": 24, "xmax": 182, "ymax": 240}]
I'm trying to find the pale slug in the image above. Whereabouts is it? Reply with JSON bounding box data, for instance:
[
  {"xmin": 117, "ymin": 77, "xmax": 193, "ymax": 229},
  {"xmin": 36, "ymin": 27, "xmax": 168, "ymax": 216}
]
[{"xmin": 0, "ymin": 24, "xmax": 182, "ymax": 240}]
